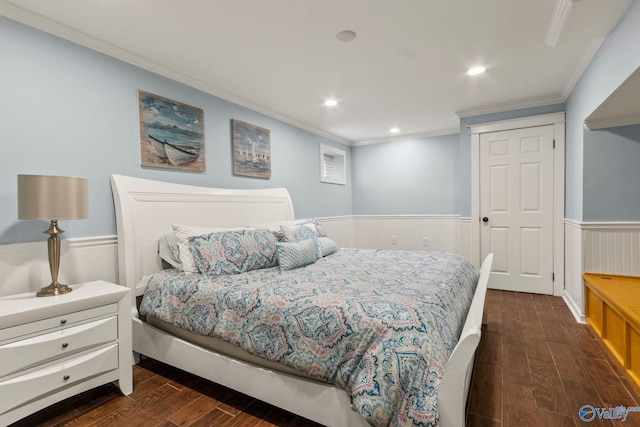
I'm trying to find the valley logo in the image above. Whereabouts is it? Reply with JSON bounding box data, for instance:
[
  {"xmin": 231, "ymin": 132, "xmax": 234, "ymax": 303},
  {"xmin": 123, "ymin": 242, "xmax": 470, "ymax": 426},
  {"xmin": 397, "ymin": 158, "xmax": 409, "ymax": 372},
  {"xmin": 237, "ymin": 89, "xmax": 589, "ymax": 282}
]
[{"xmin": 579, "ymin": 405, "xmax": 640, "ymax": 422}]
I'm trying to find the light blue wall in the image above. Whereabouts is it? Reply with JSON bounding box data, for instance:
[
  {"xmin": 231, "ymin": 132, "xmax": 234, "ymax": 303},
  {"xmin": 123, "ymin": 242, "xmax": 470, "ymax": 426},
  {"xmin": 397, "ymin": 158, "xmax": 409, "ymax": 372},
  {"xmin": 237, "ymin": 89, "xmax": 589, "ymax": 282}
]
[
  {"xmin": 583, "ymin": 125, "xmax": 640, "ymax": 221},
  {"xmin": 352, "ymin": 134, "xmax": 459, "ymax": 215},
  {"xmin": 0, "ymin": 17, "xmax": 352, "ymax": 245},
  {"xmin": 458, "ymin": 104, "xmax": 566, "ymax": 217},
  {"xmin": 565, "ymin": 0, "xmax": 640, "ymax": 221}
]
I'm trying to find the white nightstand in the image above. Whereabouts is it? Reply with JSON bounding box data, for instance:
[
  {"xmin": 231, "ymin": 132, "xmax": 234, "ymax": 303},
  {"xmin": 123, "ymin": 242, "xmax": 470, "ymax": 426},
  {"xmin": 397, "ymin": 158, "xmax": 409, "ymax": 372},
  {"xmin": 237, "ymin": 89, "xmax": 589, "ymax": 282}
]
[{"xmin": 0, "ymin": 281, "xmax": 132, "ymax": 426}]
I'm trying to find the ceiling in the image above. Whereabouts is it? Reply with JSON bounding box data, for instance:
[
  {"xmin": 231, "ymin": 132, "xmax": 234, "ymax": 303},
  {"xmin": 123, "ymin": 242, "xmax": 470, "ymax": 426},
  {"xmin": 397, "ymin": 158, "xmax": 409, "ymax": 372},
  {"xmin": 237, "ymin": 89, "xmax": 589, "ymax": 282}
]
[{"xmin": 0, "ymin": 0, "xmax": 632, "ymax": 144}]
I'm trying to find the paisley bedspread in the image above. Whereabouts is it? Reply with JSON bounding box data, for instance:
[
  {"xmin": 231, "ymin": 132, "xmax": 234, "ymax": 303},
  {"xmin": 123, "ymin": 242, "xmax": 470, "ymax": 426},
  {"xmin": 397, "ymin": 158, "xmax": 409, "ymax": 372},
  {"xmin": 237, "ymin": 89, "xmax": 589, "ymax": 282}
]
[{"xmin": 139, "ymin": 249, "xmax": 478, "ymax": 426}]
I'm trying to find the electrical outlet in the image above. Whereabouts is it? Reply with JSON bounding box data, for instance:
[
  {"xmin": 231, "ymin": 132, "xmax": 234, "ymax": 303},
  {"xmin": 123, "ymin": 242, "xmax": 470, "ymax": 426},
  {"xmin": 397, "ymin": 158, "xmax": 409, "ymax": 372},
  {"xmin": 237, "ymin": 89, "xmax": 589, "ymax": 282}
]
[
  {"xmin": 391, "ymin": 235, "xmax": 397, "ymax": 245},
  {"xmin": 422, "ymin": 237, "xmax": 429, "ymax": 247}
]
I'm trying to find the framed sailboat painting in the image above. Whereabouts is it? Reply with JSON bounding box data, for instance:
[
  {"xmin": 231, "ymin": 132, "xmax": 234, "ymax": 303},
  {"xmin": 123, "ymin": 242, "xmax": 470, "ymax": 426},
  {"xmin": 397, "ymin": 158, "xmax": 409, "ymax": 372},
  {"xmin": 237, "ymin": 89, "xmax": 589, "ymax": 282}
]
[
  {"xmin": 232, "ymin": 119, "xmax": 271, "ymax": 179},
  {"xmin": 138, "ymin": 90, "xmax": 205, "ymax": 171}
]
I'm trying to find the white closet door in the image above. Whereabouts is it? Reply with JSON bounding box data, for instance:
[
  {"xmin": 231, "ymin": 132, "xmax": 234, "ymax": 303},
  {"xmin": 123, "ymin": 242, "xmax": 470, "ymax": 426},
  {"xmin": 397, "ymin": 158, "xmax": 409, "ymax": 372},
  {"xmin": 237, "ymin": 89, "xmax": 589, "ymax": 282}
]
[{"xmin": 480, "ymin": 125, "xmax": 554, "ymax": 294}]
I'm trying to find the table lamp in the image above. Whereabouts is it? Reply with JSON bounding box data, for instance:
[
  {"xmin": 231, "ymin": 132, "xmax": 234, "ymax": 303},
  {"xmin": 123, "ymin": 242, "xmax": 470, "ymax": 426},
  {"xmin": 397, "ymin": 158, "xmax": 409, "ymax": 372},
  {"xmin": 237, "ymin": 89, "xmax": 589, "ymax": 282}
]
[{"xmin": 17, "ymin": 175, "xmax": 88, "ymax": 297}]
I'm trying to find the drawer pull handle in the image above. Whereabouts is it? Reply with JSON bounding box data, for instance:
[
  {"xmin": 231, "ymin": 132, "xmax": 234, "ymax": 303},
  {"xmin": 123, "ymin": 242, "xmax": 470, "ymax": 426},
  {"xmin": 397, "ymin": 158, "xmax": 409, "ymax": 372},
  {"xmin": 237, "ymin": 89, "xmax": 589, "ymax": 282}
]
[
  {"xmin": 60, "ymin": 319, "xmax": 67, "ymax": 325},
  {"xmin": 61, "ymin": 342, "xmax": 69, "ymax": 349},
  {"xmin": 63, "ymin": 375, "xmax": 70, "ymax": 381}
]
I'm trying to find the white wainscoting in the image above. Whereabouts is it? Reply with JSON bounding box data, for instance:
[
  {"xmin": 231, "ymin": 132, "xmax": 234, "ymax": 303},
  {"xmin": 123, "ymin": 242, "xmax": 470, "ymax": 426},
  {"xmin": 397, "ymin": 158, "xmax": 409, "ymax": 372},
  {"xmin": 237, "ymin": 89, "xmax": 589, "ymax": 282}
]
[
  {"xmin": 317, "ymin": 216, "xmax": 354, "ymax": 248},
  {"xmin": 564, "ymin": 220, "xmax": 585, "ymax": 323},
  {"xmin": 563, "ymin": 219, "xmax": 640, "ymax": 323},
  {"xmin": 0, "ymin": 216, "xmax": 470, "ymax": 297},
  {"xmin": 9, "ymin": 218, "xmax": 633, "ymax": 328},
  {"xmin": 459, "ymin": 218, "xmax": 473, "ymax": 264},
  {"xmin": 582, "ymin": 222, "xmax": 640, "ymax": 276},
  {"xmin": 0, "ymin": 236, "xmax": 118, "ymax": 297},
  {"xmin": 350, "ymin": 215, "xmax": 462, "ymax": 254}
]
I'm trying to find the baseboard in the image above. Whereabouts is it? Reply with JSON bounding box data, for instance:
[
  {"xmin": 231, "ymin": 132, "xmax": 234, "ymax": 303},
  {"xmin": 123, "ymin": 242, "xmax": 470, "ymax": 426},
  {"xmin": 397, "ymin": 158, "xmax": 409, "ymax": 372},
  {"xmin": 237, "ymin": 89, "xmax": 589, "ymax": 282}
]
[{"xmin": 562, "ymin": 290, "xmax": 586, "ymax": 324}]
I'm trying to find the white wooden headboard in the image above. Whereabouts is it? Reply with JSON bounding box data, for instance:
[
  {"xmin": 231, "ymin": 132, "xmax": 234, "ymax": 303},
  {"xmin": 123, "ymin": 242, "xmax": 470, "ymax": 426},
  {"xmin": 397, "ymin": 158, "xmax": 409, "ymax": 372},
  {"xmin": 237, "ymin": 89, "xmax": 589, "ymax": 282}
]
[{"xmin": 110, "ymin": 175, "xmax": 295, "ymax": 301}]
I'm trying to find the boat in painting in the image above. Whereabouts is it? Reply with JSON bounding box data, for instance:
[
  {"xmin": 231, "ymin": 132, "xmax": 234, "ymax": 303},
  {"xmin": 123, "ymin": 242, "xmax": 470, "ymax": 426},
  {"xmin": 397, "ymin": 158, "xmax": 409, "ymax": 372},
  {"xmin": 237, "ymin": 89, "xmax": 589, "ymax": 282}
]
[
  {"xmin": 148, "ymin": 135, "xmax": 199, "ymax": 165},
  {"xmin": 164, "ymin": 142, "xmax": 199, "ymax": 165},
  {"xmin": 148, "ymin": 135, "xmax": 168, "ymax": 159}
]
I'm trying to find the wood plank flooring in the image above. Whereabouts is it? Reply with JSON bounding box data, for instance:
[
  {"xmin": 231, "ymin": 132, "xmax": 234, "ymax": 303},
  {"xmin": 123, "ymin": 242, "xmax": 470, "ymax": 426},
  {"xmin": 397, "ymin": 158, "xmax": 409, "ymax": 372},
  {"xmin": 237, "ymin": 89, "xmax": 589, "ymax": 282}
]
[
  {"xmin": 467, "ymin": 290, "xmax": 640, "ymax": 427},
  {"xmin": 10, "ymin": 290, "xmax": 640, "ymax": 427}
]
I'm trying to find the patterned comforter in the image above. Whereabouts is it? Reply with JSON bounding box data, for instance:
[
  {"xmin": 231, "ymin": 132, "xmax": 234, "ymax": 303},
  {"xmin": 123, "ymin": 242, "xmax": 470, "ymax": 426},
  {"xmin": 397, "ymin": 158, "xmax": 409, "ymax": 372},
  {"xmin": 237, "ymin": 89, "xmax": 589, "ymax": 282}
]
[{"xmin": 139, "ymin": 249, "xmax": 478, "ymax": 426}]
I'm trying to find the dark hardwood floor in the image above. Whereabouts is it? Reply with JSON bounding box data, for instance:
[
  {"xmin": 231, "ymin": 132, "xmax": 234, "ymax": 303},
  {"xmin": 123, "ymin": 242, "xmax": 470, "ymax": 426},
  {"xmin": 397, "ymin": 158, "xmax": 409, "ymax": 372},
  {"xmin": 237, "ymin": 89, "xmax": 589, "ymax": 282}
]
[{"xmin": 11, "ymin": 290, "xmax": 640, "ymax": 427}]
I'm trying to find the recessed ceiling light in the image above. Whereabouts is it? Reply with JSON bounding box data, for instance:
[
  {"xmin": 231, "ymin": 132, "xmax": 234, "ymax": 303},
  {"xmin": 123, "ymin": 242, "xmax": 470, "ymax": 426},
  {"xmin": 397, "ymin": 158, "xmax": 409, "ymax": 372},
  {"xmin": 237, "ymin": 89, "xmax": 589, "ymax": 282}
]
[
  {"xmin": 336, "ymin": 30, "xmax": 357, "ymax": 43},
  {"xmin": 324, "ymin": 99, "xmax": 338, "ymax": 107},
  {"xmin": 467, "ymin": 66, "xmax": 486, "ymax": 76},
  {"xmin": 390, "ymin": 127, "xmax": 400, "ymax": 134}
]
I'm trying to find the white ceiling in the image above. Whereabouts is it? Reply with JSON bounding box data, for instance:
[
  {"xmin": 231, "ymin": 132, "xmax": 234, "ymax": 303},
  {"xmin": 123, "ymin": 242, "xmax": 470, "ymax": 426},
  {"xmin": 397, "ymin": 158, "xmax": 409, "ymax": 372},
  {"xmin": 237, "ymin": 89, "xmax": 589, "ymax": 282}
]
[{"xmin": 0, "ymin": 0, "xmax": 632, "ymax": 144}]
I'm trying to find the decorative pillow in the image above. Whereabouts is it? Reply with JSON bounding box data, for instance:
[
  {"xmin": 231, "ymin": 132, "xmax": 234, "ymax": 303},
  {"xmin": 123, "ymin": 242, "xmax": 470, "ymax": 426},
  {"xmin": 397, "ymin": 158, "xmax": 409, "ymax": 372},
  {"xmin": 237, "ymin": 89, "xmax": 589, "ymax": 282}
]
[
  {"xmin": 189, "ymin": 229, "xmax": 278, "ymax": 276},
  {"xmin": 276, "ymin": 238, "xmax": 318, "ymax": 271},
  {"xmin": 280, "ymin": 222, "xmax": 321, "ymax": 242},
  {"xmin": 251, "ymin": 218, "xmax": 327, "ymax": 242},
  {"xmin": 311, "ymin": 219, "xmax": 329, "ymax": 238},
  {"xmin": 158, "ymin": 233, "xmax": 182, "ymax": 270},
  {"xmin": 317, "ymin": 237, "xmax": 338, "ymax": 258},
  {"xmin": 173, "ymin": 224, "xmax": 250, "ymax": 274}
]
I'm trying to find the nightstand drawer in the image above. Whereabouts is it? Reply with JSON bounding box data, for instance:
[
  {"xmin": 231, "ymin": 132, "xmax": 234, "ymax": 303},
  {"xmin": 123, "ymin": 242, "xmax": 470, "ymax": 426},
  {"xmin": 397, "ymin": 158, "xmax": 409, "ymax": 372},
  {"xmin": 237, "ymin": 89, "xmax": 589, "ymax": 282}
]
[
  {"xmin": 0, "ymin": 316, "xmax": 117, "ymax": 378},
  {"xmin": 0, "ymin": 344, "xmax": 118, "ymax": 415},
  {"xmin": 0, "ymin": 303, "xmax": 117, "ymax": 343}
]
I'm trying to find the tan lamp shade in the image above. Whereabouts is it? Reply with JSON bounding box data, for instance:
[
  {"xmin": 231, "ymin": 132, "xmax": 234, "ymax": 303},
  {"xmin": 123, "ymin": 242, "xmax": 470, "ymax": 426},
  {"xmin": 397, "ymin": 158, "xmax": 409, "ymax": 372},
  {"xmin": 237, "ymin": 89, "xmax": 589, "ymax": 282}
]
[{"xmin": 18, "ymin": 175, "xmax": 88, "ymax": 220}]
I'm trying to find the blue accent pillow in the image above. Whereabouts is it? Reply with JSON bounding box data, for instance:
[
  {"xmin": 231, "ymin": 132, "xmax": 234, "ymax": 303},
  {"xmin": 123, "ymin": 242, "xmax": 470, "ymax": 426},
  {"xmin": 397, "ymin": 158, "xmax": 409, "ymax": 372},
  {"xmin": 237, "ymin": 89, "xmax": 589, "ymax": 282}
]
[
  {"xmin": 189, "ymin": 229, "xmax": 278, "ymax": 275},
  {"xmin": 276, "ymin": 238, "xmax": 318, "ymax": 271},
  {"xmin": 317, "ymin": 237, "xmax": 337, "ymax": 257}
]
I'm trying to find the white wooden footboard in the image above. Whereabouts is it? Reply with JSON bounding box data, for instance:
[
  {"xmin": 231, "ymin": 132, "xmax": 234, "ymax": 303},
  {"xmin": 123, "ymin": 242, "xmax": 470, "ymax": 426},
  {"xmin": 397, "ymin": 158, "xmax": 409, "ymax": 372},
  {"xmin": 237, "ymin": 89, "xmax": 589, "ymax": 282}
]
[{"xmin": 438, "ymin": 253, "xmax": 493, "ymax": 427}]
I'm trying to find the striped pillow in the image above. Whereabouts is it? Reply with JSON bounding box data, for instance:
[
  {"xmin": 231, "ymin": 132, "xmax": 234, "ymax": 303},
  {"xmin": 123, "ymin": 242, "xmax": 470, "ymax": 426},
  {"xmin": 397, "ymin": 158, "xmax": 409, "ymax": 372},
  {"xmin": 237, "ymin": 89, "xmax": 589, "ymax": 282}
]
[
  {"xmin": 317, "ymin": 237, "xmax": 337, "ymax": 257},
  {"xmin": 276, "ymin": 238, "xmax": 317, "ymax": 271}
]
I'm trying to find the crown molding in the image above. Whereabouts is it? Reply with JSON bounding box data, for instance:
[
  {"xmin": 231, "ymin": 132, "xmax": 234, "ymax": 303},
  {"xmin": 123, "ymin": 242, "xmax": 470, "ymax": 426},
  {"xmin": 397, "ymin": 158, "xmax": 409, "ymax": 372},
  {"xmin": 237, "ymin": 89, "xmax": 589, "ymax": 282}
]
[
  {"xmin": 0, "ymin": 2, "xmax": 351, "ymax": 146},
  {"xmin": 562, "ymin": 37, "xmax": 605, "ymax": 100},
  {"xmin": 351, "ymin": 128, "xmax": 460, "ymax": 147},
  {"xmin": 467, "ymin": 112, "xmax": 565, "ymax": 135},
  {"xmin": 455, "ymin": 95, "xmax": 565, "ymax": 119}
]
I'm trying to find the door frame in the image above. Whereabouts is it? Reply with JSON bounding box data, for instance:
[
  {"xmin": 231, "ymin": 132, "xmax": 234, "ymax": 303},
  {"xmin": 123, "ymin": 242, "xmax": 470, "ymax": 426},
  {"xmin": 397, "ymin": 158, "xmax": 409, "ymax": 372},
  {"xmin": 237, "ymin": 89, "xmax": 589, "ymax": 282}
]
[{"xmin": 469, "ymin": 112, "xmax": 565, "ymax": 296}]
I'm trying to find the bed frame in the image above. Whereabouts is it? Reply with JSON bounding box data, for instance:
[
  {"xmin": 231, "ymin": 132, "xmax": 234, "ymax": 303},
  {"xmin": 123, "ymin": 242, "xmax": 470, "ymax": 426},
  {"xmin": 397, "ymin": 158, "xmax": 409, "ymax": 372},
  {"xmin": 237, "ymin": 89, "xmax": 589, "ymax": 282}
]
[{"xmin": 110, "ymin": 174, "xmax": 493, "ymax": 427}]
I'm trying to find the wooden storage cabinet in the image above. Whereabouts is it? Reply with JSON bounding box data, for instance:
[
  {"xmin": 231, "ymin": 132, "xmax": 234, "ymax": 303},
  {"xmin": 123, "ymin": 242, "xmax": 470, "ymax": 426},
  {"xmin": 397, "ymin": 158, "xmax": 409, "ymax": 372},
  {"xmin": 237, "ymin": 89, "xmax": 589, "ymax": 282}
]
[
  {"xmin": 0, "ymin": 281, "xmax": 131, "ymax": 425},
  {"xmin": 584, "ymin": 273, "xmax": 640, "ymax": 391}
]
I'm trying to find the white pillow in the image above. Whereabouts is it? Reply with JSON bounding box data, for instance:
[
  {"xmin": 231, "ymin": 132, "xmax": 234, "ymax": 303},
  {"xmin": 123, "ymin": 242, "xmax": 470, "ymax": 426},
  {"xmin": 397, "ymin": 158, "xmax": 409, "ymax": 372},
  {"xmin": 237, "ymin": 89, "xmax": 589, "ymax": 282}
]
[
  {"xmin": 158, "ymin": 233, "xmax": 182, "ymax": 270},
  {"xmin": 172, "ymin": 224, "xmax": 250, "ymax": 274}
]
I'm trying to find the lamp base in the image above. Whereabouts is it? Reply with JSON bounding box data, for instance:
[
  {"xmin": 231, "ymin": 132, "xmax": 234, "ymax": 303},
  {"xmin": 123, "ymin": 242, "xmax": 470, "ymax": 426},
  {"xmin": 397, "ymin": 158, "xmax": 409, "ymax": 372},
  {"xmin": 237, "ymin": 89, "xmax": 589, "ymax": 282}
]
[{"xmin": 36, "ymin": 282, "xmax": 72, "ymax": 297}]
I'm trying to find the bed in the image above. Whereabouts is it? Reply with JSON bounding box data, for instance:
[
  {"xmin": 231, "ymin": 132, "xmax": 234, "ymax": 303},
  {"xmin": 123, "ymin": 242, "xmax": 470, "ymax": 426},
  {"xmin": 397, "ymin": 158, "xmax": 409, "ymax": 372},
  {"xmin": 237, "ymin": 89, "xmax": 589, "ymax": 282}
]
[{"xmin": 110, "ymin": 174, "xmax": 493, "ymax": 427}]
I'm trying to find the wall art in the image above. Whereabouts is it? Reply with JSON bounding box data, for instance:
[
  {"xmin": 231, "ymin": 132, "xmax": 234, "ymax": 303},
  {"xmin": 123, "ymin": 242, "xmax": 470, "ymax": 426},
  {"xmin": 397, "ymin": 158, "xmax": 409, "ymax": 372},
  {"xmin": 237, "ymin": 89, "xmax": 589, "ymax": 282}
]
[{"xmin": 138, "ymin": 90, "xmax": 204, "ymax": 171}]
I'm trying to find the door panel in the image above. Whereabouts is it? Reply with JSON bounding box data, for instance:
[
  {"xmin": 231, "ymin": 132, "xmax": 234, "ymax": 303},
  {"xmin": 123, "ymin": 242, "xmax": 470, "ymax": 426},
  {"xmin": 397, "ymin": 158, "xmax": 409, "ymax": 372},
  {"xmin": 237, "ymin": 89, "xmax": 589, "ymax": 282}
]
[
  {"xmin": 490, "ymin": 227, "xmax": 509, "ymax": 273},
  {"xmin": 480, "ymin": 125, "xmax": 554, "ymax": 294}
]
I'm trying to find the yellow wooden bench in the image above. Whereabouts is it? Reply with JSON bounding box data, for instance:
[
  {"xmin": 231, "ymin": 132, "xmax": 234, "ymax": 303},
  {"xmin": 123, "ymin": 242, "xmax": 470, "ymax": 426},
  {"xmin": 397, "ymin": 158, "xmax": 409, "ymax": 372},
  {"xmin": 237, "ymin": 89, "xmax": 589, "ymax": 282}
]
[{"xmin": 583, "ymin": 273, "xmax": 640, "ymax": 391}]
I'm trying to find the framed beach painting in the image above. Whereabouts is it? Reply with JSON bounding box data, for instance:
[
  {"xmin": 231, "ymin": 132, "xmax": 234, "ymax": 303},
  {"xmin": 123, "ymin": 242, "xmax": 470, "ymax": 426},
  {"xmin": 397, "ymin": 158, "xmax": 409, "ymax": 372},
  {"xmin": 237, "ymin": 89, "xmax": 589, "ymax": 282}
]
[
  {"xmin": 138, "ymin": 90, "xmax": 205, "ymax": 171},
  {"xmin": 232, "ymin": 119, "xmax": 271, "ymax": 179}
]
